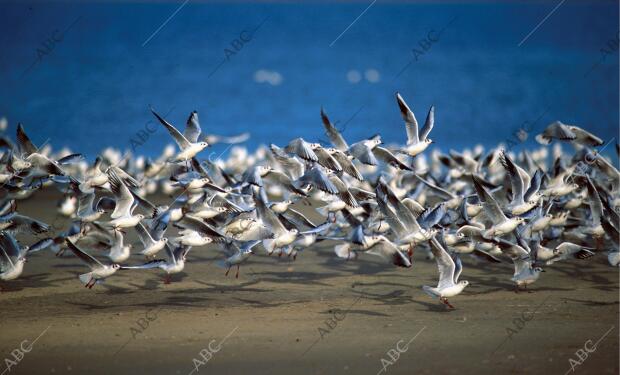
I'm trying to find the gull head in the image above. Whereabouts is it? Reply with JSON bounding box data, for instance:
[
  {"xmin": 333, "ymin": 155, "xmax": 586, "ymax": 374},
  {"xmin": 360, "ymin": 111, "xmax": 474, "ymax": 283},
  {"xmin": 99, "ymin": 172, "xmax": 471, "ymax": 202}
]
[
  {"xmin": 290, "ymin": 228, "xmax": 299, "ymax": 235},
  {"xmin": 112, "ymin": 264, "xmax": 121, "ymax": 269},
  {"xmin": 199, "ymin": 141, "xmax": 209, "ymax": 148},
  {"xmin": 459, "ymin": 280, "xmax": 470, "ymax": 287},
  {"xmin": 136, "ymin": 214, "xmax": 145, "ymax": 221},
  {"xmin": 216, "ymin": 207, "xmax": 228, "ymax": 213},
  {"xmin": 425, "ymin": 138, "xmax": 434, "ymax": 144}
]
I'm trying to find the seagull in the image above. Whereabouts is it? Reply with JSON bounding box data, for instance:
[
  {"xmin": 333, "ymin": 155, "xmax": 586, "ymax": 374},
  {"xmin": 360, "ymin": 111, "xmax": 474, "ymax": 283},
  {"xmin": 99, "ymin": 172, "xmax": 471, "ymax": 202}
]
[
  {"xmin": 500, "ymin": 151, "xmax": 539, "ymax": 215},
  {"xmin": 217, "ymin": 240, "xmax": 261, "ymax": 278},
  {"xmin": 1, "ymin": 232, "xmax": 52, "ymax": 288},
  {"xmin": 254, "ymin": 191, "xmax": 299, "ymax": 254},
  {"xmin": 395, "ymin": 92, "xmax": 434, "ymax": 157},
  {"xmin": 65, "ymin": 239, "xmax": 152, "ymax": 289},
  {"xmin": 106, "ymin": 171, "xmax": 144, "ymax": 229},
  {"xmin": 472, "ymin": 175, "xmax": 525, "ymax": 238},
  {"xmin": 536, "ymin": 121, "xmax": 603, "ymax": 146},
  {"xmin": 333, "ymin": 234, "xmax": 412, "ymax": 268},
  {"xmin": 149, "ymin": 241, "xmax": 192, "ymax": 284},
  {"xmin": 151, "ymin": 108, "xmax": 210, "ymax": 162},
  {"xmin": 495, "ymin": 239, "xmax": 543, "ymax": 292},
  {"xmin": 601, "ymin": 217, "xmax": 619, "ymax": 266},
  {"xmin": 135, "ymin": 222, "xmax": 168, "ymax": 259},
  {"xmin": 422, "ymin": 238, "xmax": 469, "ymax": 309}
]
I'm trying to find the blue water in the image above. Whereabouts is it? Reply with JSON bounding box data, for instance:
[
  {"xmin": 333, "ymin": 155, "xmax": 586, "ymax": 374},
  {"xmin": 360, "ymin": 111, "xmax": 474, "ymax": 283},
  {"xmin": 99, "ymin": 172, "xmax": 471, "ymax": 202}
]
[{"xmin": 0, "ymin": 1, "xmax": 618, "ymax": 159}]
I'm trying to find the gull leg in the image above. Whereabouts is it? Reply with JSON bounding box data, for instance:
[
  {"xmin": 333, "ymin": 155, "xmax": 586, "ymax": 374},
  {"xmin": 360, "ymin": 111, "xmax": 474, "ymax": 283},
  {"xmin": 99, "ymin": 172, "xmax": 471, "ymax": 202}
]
[
  {"xmin": 440, "ymin": 297, "xmax": 454, "ymax": 309},
  {"xmin": 225, "ymin": 267, "xmax": 231, "ymax": 277},
  {"xmin": 235, "ymin": 265, "xmax": 240, "ymax": 279},
  {"xmin": 514, "ymin": 284, "xmax": 521, "ymax": 293},
  {"xmin": 525, "ymin": 284, "xmax": 534, "ymax": 293},
  {"xmin": 293, "ymin": 253, "xmax": 297, "ymax": 261},
  {"xmin": 164, "ymin": 274, "xmax": 171, "ymax": 284}
]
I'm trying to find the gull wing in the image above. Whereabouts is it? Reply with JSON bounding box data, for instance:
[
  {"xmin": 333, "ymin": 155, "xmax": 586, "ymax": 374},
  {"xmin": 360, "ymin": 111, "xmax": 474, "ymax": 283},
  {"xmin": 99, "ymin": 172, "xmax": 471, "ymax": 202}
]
[
  {"xmin": 270, "ymin": 144, "xmax": 305, "ymax": 179},
  {"xmin": 535, "ymin": 121, "xmax": 576, "ymax": 145},
  {"xmin": 472, "ymin": 175, "xmax": 507, "ymax": 224},
  {"xmin": 151, "ymin": 108, "xmax": 192, "ymax": 150},
  {"xmin": 135, "ymin": 222, "xmax": 156, "ymax": 247},
  {"xmin": 429, "ymin": 238, "xmax": 456, "ymax": 289},
  {"xmin": 373, "ymin": 146, "xmax": 412, "ymax": 171},
  {"xmin": 419, "ymin": 105, "xmax": 435, "ymax": 142},
  {"xmin": 366, "ymin": 238, "xmax": 411, "ymax": 268},
  {"xmin": 77, "ymin": 191, "xmax": 96, "ymax": 218},
  {"xmin": 349, "ymin": 142, "xmax": 378, "ymax": 166},
  {"xmin": 0, "ymin": 232, "xmax": 20, "ymax": 268},
  {"xmin": 300, "ymin": 221, "xmax": 331, "ymax": 235},
  {"xmin": 375, "ymin": 191, "xmax": 408, "ymax": 238},
  {"xmin": 184, "ymin": 111, "xmax": 202, "ymax": 143},
  {"xmin": 254, "ymin": 191, "xmax": 288, "ymax": 235},
  {"xmin": 297, "ymin": 166, "xmax": 339, "ymax": 195},
  {"xmin": 395, "ymin": 92, "xmax": 419, "ymax": 144},
  {"xmin": 320, "ymin": 108, "xmax": 349, "ymax": 151},
  {"xmin": 204, "ymin": 132, "xmax": 250, "ymax": 145},
  {"xmin": 264, "ymin": 170, "xmax": 308, "ymax": 196},
  {"xmin": 26, "ymin": 153, "xmax": 65, "ymax": 175},
  {"xmin": 500, "ymin": 151, "xmax": 526, "ymax": 204},
  {"xmin": 16, "ymin": 123, "xmax": 38, "ymax": 155},
  {"xmin": 524, "ymin": 169, "xmax": 543, "ymax": 202},
  {"xmin": 328, "ymin": 174, "xmax": 359, "ymax": 207},
  {"xmin": 177, "ymin": 216, "xmax": 226, "ymax": 241},
  {"xmin": 314, "ymin": 146, "xmax": 343, "ymax": 172},
  {"xmin": 330, "ymin": 150, "xmax": 363, "ymax": 181},
  {"xmin": 108, "ymin": 171, "xmax": 135, "ymax": 219},
  {"xmin": 66, "ymin": 239, "xmax": 105, "ymax": 269},
  {"xmin": 569, "ymin": 126, "xmax": 603, "ymax": 147},
  {"xmin": 285, "ymin": 138, "xmax": 318, "ymax": 162},
  {"xmin": 119, "ymin": 260, "xmax": 166, "ymax": 270},
  {"xmin": 413, "ymin": 174, "xmax": 456, "ymax": 200},
  {"xmin": 585, "ymin": 176, "xmax": 603, "ymax": 227},
  {"xmin": 376, "ymin": 178, "xmax": 422, "ymax": 232},
  {"xmin": 281, "ymin": 208, "xmax": 317, "ymax": 229}
]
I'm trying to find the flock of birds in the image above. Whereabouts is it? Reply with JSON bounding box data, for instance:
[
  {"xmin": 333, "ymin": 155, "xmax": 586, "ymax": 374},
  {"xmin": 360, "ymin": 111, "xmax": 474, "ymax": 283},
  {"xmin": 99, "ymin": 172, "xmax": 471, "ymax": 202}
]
[{"xmin": 0, "ymin": 92, "xmax": 618, "ymax": 309}]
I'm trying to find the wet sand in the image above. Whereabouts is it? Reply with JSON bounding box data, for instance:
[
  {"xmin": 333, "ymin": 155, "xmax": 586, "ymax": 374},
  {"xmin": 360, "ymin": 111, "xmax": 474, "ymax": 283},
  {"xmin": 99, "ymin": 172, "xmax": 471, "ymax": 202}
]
[{"xmin": 1, "ymin": 189, "xmax": 618, "ymax": 375}]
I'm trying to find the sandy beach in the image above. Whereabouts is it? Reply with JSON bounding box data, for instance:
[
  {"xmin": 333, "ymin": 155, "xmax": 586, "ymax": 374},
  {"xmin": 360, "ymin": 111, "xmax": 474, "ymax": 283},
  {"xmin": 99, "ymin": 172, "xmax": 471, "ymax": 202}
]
[{"xmin": 0, "ymin": 188, "xmax": 617, "ymax": 375}]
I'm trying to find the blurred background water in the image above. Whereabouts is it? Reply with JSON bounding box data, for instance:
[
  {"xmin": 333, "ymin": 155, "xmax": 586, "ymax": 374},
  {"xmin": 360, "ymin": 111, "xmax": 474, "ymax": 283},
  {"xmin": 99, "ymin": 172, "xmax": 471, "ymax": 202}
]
[{"xmin": 0, "ymin": 1, "xmax": 618, "ymax": 159}]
